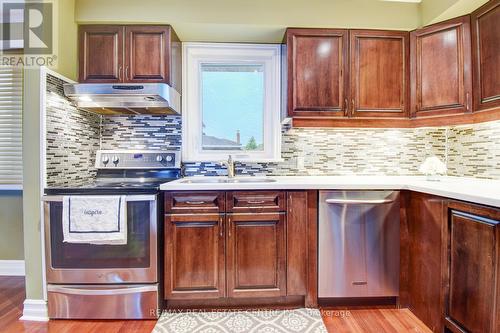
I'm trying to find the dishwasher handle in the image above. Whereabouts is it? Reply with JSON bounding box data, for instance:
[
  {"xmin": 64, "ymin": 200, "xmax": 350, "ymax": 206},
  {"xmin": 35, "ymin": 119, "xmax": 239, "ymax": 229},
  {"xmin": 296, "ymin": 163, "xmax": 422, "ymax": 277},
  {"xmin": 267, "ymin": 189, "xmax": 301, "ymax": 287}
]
[{"xmin": 325, "ymin": 198, "xmax": 395, "ymax": 205}]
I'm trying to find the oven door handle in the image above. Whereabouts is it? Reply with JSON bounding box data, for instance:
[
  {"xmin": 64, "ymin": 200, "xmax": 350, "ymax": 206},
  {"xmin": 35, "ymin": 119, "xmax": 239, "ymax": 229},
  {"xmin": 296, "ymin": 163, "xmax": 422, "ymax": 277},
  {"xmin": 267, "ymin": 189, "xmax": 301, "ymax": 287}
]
[
  {"xmin": 47, "ymin": 285, "xmax": 157, "ymax": 295},
  {"xmin": 42, "ymin": 195, "xmax": 156, "ymax": 202}
]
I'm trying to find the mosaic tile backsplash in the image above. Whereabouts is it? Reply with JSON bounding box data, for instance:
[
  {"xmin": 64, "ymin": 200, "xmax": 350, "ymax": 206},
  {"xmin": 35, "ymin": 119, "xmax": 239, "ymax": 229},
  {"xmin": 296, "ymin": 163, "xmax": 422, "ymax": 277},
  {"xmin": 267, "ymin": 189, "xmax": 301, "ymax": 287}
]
[
  {"xmin": 447, "ymin": 121, "xmax": 500, "ymax": 179},
  {"xmin": 45, "ymin": 74, "xmax": 500, "ymax": 186},
  {"xmin": 45, "ymin": 75, "xmax": 100, "ymax": 186}
]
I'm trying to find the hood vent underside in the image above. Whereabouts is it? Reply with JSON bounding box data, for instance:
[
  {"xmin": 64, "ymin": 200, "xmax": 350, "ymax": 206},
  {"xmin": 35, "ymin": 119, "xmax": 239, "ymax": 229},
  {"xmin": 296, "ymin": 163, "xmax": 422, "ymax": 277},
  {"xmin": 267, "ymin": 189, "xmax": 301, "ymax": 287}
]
[{"xmin": 63, "ymin": 83, "xmax": 181, "ymax": 115}]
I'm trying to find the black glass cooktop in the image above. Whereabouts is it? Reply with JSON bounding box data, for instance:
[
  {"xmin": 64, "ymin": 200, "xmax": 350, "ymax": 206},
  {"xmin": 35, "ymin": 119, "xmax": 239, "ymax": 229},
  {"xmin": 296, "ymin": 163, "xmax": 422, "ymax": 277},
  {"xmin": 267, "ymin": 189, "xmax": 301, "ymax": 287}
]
[{"xmin": 44, "ymin": 169, "xmax": 181, "ymax": 195}]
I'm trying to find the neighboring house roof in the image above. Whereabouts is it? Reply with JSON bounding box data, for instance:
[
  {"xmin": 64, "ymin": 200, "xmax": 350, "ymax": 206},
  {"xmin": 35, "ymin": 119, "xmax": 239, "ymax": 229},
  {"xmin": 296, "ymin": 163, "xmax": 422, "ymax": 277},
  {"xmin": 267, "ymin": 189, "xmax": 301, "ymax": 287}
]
[{"xmin": 202, "ymin": 135, "xmax": 242, "ymax": 150}]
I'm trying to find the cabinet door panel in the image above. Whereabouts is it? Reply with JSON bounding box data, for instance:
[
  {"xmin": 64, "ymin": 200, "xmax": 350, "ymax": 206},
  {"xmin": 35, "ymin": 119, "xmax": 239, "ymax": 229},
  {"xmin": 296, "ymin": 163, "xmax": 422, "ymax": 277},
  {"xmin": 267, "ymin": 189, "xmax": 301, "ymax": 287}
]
[
  {"xmin": 411, "ymin": 16, "xmax": 472, "ymax": 117},
  {"xmin": 447, "ymin": 210, "xmax": 498, "ymax": 333},
  {"xmin": 350, "ymin": 30, "xmax": 409, "ymax": 117},
  {"xmin": 79, "ymin": 25, "xmax": 123, "ymax": 83},
  {"xmin": 406, "ymin": 192, "xmax": 447, "ymax": 332},
  {"xmin": 125, "ymin": 26, "xmax": 170, "ymax": 83},
  {"xmin": 226, "ymin": 213, "xmax": 286, "ymax": 298},
  {"xmin": 472, "ymin": 1, "xmax": 500, "ymax": 111},
  {"xmin": 286, "ymin": 191, "xmax": 308, "ymax": 296},
  {"xmin": 164, "ymin": 214, "xmax": 225, "ymax": 299},
  {"xmin": 227, "ymin": 191, "xmax": 285, "ymax": 213},
  {"xmin": 287, "ymin": 29, "xmax": 349, "ymax": 117}
]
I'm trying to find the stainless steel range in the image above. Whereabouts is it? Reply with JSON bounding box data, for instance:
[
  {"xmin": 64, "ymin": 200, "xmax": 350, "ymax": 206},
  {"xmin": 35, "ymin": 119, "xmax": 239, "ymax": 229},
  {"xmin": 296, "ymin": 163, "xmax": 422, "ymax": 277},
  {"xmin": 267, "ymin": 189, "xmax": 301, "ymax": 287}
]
[{"xmin": 43, "ymin": 150, "xmax": 181, "ymax": 319}]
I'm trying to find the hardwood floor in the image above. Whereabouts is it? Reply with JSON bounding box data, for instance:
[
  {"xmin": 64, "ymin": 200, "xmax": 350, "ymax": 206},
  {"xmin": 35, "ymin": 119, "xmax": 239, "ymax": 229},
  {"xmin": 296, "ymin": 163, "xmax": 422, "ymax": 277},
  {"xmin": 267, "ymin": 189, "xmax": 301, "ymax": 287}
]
[
  {"xmin": 321, "ymin": 307, "xmax": 432, "ymax": 333},
  {"xmin": 0, "ymin": 276, "xmax": 431, "ymax": 332}
]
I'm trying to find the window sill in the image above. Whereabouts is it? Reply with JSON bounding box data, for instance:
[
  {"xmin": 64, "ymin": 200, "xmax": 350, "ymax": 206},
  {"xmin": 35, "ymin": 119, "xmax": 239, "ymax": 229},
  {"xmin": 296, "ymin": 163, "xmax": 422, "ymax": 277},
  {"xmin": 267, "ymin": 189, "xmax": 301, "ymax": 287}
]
[{"xmin": 0, "ymin": 185, "xmax": 23, "ymax": 191}]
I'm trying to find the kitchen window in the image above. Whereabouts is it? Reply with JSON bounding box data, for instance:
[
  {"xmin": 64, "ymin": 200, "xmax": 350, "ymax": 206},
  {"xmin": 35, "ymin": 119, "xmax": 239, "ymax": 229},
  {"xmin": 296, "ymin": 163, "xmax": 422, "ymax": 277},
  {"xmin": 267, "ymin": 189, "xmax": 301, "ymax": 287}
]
[
  {"xmin": 182, "ymin": 43, "xmax": 281, "ymax": 162},
  {"xmin": 0, "ymin": 67, "xmax": 22, "ymax": 188}
]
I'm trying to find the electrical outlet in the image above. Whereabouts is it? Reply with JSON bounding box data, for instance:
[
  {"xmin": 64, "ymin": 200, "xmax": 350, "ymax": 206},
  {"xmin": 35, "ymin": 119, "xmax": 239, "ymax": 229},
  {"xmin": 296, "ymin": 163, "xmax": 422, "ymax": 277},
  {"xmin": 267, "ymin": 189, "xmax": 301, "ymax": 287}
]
[{"xmin": 296, "ymin": 156, "xmax": 305, "ymax": 169}]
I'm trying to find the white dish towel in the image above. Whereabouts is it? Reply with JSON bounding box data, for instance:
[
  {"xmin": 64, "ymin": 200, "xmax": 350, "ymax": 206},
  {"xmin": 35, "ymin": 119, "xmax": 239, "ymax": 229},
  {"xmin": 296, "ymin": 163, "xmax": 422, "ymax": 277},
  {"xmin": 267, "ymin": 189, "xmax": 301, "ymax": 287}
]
[{"xmin": 62, "ymin": 195, "xmax": 127, "ymax": 245}]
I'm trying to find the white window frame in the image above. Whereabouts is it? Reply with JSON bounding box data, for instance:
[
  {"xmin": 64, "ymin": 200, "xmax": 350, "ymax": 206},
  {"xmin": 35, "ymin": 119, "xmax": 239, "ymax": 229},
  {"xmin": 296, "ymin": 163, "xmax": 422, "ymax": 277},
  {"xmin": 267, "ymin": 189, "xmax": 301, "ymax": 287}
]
[{"xmin": 182, "ymin": 42, "xmax": 281, "ymax": 162}]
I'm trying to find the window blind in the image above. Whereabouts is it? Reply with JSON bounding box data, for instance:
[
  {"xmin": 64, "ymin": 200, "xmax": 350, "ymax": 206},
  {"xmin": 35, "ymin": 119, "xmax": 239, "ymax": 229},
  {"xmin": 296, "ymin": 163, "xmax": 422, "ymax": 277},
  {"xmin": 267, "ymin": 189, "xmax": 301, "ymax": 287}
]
[{"xmin": 0, "ymin": 67, "xmax": 22, "ymax": 186}]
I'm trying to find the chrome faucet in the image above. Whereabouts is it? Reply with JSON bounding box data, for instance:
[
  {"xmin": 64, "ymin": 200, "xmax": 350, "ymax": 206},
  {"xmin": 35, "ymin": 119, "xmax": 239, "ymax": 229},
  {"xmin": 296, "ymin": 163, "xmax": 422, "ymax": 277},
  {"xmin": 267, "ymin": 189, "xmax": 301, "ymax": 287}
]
[{"xmin": 220, "ymin": 155, "xmax": 236, "ymax": 178}]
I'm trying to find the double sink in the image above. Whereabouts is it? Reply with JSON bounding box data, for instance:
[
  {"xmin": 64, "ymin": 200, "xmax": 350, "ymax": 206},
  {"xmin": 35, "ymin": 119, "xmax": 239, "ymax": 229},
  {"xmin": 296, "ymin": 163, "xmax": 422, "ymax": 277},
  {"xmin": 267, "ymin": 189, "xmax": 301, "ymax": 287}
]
[{"xmin": 180, "ymin": 177, "xmax": 277, "ymax": 184}]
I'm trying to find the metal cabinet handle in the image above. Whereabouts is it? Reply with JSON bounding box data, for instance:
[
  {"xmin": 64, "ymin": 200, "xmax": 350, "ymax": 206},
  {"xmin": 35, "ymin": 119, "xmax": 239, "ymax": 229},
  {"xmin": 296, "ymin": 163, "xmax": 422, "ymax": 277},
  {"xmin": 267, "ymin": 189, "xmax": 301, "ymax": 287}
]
[
  {"xmin": 247, "ymin": 200, "xmax": 266, "ymax": 204},
  {"xmin": 228, "ymin": 216, "xmax": 231, "ymax": 237},
  {"xmin": 219, "ymin": 217, "xmax": 223, "ymax": 237},
  {"xmin": 42, "ymin": 195, "xmax": 156, "ymax": 202},
  {"xmin": 185, "ymin": 201, "xmax": 206, "ymax": 205},
  {"xmin": 125, "ymin": 66, "xmax": 129, "ymax": 80},
  {"xmin": 344, "ymin": 98, "xmax": 349, "ymax": 117},
  {"xmin": 466, "ymin": 92, "xmax": 471, "ymax": 112},
  {"xmin": 118, "ymin": 66, "xmax": 122, "ymax": 81},
  {"xmin": 48, "ymin": 285, "xmax": 157, "ymax": 295},
  {"xmin": 325, "ymin": 198, "xmax": 395, "ymax": 205}
]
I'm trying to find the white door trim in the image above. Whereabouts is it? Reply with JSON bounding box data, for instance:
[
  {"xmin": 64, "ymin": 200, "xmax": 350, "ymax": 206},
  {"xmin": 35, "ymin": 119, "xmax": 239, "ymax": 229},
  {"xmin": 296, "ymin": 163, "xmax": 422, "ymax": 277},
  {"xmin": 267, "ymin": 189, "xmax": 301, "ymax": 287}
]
[
  {"xmin": 0, "ymin": 260, "xmax": 25, "ymax": 276},
  {"xmin": 20, "ymin": 299, "xmax": 49, "ymax": 322}
]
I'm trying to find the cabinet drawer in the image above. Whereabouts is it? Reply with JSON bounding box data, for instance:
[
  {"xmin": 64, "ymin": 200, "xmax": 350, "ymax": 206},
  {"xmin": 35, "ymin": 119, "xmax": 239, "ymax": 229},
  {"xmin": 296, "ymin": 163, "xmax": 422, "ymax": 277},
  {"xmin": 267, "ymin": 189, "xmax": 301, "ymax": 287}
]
[
  {"xmin": 227, "ymin": 191, "xmax": 285, "ymax": 213},
  {"xmin": 165, "ymin": 192, "xmax": 224, "ymax": 214}
]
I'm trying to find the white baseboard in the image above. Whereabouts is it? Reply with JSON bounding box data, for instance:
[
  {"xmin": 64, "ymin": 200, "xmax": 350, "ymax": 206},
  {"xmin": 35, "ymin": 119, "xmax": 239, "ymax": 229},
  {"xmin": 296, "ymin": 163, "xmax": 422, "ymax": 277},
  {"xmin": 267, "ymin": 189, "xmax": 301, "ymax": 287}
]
[
  {"xmin": 20, "ymin": 299, "xmax": 49, "ymax": 322},
  {"xmin": 0, "ymin": 260, "xmax": 25, "ymax": 276}
]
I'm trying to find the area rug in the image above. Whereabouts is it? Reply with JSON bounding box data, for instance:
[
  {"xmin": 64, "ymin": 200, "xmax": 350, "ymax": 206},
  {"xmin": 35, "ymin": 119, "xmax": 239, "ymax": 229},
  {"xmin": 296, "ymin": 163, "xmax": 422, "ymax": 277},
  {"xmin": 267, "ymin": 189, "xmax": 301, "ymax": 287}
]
[{"xmin": 153, "ymin": 308, "xmax": 328, "ymax": 333}]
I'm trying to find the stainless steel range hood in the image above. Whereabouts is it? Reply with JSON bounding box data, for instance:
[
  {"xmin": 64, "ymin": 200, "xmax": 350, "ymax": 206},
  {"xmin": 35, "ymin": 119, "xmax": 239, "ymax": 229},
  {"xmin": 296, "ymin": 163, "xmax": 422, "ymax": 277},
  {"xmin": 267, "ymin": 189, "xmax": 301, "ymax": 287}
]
[{"xmin": 63, "ymin": 83, "xmax": 181, "ymax": 115}]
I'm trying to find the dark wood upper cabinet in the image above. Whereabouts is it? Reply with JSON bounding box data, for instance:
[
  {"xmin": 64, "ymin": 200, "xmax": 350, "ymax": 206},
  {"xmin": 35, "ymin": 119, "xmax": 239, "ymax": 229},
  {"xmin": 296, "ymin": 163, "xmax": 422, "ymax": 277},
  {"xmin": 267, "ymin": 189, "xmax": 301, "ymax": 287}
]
[
  {"xmin": 471, "ymin": 0, "xmax": 500, "ymax": 112},
  {"xmin": 79, "ymin": 25, "xmax": 123, "ymax": 83},
  {"xmin": 79, "ymin": 25, "xmax": 181, "ymax": 89},
  {"xmin": 286, "ymin": 28, "xmax": 349, "ymax": 118},
  {"xmin": 124, "ymin": 26, "xmax": 173, "ymax": 84},
  {"xmin": 164, "ymin": 214, "xmax": 225, "ymax": 299},
  {"xmin": 350, "ymin": 30, "xmax": 409, "ymax": 118},
  {"xmin": 410, "ymin": 16, "xmax": 473, "ymax": 117},
  {"xmin": 226, "ymin": 213, "xmax": 286, "ymax": 298},
  {"xmin": 445, "ymin": 202, "xmax": 500, "ymax": 333}
]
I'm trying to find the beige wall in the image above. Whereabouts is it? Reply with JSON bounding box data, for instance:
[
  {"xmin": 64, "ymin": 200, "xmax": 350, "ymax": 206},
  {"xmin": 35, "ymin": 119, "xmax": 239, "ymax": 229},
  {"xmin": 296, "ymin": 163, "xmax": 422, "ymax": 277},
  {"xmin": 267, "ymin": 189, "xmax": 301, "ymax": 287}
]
[
  {"xmin": 0, "ymin": 191, "xmax": 24, "ymax": 260},
  {"xmin": 52, "ymin": 0, "xmax": 77, "ymax": 80},
  {"xmin": 421, "ymin": 0, "xmax": 489, "ymax": 25},
  {"xmin": 75, "ymin": 0, "xmax": 421, "ymax": 42}
]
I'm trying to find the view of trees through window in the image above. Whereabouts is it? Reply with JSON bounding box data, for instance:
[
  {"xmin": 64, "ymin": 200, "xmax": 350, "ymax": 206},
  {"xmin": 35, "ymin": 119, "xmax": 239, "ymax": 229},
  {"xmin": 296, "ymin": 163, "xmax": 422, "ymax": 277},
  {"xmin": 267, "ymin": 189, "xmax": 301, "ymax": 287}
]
[{"xmin": 201, "ymin": 63, "xmax": 264, "ymax": 152}]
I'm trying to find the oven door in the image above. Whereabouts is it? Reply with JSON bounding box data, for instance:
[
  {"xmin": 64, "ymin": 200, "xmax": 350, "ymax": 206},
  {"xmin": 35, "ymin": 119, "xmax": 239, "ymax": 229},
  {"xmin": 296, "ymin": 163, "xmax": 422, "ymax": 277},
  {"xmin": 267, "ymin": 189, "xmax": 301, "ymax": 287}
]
[{"xmin": 43, "ymin": 195, "xmax": 157, "ymax": 284}]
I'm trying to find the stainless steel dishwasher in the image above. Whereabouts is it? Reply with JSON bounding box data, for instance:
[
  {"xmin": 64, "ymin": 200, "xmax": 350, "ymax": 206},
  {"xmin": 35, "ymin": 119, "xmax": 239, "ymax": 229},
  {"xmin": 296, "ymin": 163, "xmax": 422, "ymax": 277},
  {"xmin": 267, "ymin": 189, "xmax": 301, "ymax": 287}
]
[{"xmin": 318, "ymin": 191, "xmax": 400, "ymax": 298}]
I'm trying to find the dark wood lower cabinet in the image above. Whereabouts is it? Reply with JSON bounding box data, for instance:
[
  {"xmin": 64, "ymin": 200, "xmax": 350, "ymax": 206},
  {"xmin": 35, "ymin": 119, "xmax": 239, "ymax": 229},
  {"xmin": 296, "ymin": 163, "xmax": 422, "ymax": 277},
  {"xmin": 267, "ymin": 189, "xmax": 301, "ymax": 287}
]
[
  {"xmin": 445, "ymin": 202, "xmax": 500, "ymax": 333},
  {"xmin": 404, "ymin": 194, "xmax": 500, "ymax": 333},
  {"xmin": 164, "ymin": 190, "xmax": 316, "ymax": 306},
  {"xmin": 226, "ymin": 213, "xmax": 286, "ymax": 298},
  {"xmin": 164, "ymin": 214, "xmax": 225, "ymax": 299},
  {"xmin": 403, "ymin": 192, "xmax": 448, "ymax": 332}
]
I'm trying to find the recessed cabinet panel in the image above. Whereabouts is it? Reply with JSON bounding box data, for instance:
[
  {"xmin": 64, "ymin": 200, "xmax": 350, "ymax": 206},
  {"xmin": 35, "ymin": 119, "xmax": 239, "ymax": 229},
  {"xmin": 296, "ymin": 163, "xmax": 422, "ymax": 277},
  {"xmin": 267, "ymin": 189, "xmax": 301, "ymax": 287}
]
[
  {"xmin": 79, "ymin": 25, "xmax": 123, "ymax": 83},
  {"xmin": 165, "ymin": 191, "xmax": 224, "ymax": 214},
  {"xmin": 164, "ymin": 214, "xmax": 225, "ymax": 299},
  {"xmin": 411, "ymin": 16, "xmax": 472, "ymax": 117},
  {"xmin": 125, "ymin": 26, "xmax": 170, "ymax": 83},
  {"xmin": 350, "ymin": 30, "xmax": 409, "ymax": 117},
  {"xmin": 447, "ymin": 210, "xmax": 498, "ymax": 333},
  {"xmin": 472, "ymin": 1, "xmax": 500, "ymax": 111},
  {"xmin": 227, "ymin": 191, "xmax": 285, "ymax": 213},
  {"xmin": 287, "ymin": 29, "xmax": 349, "ymax": 117},
  {"xmin": 226, "ymin": 213, "xmax": 286, "ymax": 298},
  {"xmin": 406, "ymin": 192, "xmax": 446, "ymax": 332}
]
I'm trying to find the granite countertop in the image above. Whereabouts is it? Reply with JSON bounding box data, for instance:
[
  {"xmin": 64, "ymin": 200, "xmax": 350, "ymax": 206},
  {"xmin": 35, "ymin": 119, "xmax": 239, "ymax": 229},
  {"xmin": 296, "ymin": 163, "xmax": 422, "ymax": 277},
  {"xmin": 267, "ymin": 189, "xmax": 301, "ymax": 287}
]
[{"xmin": 160, "ymin": 176, "xmax": 500, "ymax": 208}]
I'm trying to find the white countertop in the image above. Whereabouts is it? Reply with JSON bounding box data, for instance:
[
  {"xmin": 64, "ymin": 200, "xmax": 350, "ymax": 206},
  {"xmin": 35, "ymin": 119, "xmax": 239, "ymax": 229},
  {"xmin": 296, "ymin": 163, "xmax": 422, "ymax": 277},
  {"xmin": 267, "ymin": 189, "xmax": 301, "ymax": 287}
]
[{"xmin": 160, "ymin": 175, "xmax": 500, "ymax": 208}]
